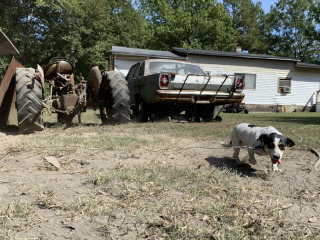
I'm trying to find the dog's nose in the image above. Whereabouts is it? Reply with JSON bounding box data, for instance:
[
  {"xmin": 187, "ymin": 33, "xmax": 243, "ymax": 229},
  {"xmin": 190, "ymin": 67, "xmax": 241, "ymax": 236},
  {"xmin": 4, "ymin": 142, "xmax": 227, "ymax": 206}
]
[{"xmin": 273, "ymin": 155, "xmax": 280, "ymax": 160}]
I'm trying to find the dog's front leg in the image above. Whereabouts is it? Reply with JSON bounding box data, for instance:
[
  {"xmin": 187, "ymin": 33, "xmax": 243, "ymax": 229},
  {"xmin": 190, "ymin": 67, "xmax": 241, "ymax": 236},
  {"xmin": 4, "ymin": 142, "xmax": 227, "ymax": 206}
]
[
  {"xmin": 272, "ymin": 163, "xmax": 282, "ymax": 172},
  {"xmin": 233, "ymin": 148, "xmax": 242, "ymax": 164},
  {"xmin": 248, "ymin": 150, "xmax": 257, "ymax": 165}
]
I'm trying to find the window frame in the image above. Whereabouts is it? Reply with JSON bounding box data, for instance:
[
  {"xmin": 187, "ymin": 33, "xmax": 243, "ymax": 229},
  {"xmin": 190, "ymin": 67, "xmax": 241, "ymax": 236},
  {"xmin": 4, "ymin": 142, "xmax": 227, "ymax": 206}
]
[
  {"xmin": 133, "ymin": 63, "xmax": 141, "ymax": 79},
  {"xmin": 235, "ymin": 73, "xmax": 256, "ymax": 90},
  {"xmin": 139, "ymin": 61, "xmax": 145, "ymax": 77},
  {"xmin": 278, "ymin": 77, "xmax": 292, "ymax": 94},
  {"xmin": 126, "ymin": 64, "xmax": 137, "ymax": 81}
]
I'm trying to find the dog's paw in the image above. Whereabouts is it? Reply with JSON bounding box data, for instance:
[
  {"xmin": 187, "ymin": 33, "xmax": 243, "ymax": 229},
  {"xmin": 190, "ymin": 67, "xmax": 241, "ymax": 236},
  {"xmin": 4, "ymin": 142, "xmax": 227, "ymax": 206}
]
[
  {"xmin": 272, "ymin": 164, "xmax": 282, "ymax": 172},
  {"xmin": 249, "ymin": 158, "xmax": 257, "ymax": 165}
]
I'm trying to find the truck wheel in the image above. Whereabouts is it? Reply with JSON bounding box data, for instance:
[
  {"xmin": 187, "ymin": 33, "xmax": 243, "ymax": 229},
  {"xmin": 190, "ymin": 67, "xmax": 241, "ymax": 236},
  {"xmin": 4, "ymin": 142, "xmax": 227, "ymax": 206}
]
[
  {"xmin": 214, "ymin": 116, "xmax": 222, "ymax": 122},
  {"xmin": 137, "ymin": 97, "xmax": 149, "ymax": 122},
  {"xmin": 101, "ymin": 71, "xmax": 130, "ymax": 124},
  {"xmin": 16, "ymin": 68, "xmax": 44, "ymax": 134},
  {"xmin": 202, "ymin": 105, "xmax": 215, "ymax": 122}
]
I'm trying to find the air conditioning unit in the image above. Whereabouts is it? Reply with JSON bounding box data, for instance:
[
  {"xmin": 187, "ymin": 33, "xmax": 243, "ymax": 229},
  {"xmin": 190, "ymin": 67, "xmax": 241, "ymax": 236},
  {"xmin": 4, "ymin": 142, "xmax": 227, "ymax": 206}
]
[{"xmin": 282, "ymin": 87, "xmax": 291, "ymax": 93}]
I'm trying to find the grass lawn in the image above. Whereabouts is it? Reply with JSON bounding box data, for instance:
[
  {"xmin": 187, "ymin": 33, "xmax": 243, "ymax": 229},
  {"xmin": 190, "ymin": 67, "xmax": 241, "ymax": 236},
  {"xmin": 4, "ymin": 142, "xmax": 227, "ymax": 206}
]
[{"xmin": 36, "ymin": 110, "xmax": 320, "ymax": 150}]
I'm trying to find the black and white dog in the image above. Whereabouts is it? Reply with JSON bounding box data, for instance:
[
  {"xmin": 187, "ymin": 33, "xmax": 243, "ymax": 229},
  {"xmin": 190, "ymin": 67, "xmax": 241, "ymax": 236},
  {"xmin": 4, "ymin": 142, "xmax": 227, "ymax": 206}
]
[{"xmin": 222, "ymin": 123, "xmax": 295, "ymax": 171}]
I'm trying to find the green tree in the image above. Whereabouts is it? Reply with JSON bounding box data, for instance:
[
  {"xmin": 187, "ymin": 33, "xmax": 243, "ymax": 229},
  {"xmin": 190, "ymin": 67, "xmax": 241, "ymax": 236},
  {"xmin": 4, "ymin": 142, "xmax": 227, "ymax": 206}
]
[
  {"xmin": 0, "ymin": 0, "xmax": 151, "ymax": 80},
  {"xmin": 223, "ymin": 0, "xmax": 268, "ymax": 54},
  {"xmin": 266, "ymin": 0, "xmax": 320, "ymax": 62},
  {"xmin": 137, "ymin": 0, "xmax": 236, "ymax": 51}
]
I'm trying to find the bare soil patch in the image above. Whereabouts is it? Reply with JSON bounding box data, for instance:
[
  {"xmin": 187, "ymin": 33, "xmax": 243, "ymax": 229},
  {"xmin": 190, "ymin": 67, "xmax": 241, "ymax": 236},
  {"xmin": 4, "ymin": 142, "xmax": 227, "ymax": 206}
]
[{"xmin": 0, "ymin": 114, "xmax": 320, "ymax": 239}]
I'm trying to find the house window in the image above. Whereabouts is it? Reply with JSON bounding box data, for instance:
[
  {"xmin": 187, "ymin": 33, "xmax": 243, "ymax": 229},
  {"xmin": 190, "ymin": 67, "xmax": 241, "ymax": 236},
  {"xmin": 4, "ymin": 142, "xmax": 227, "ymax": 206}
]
[
  {"xmin": 278, "ymin": 78, "xmax": 292, "ymax": 93},
  {"xmin": 236, "ymin": 73, "xmax": 256, "ymax": 90}
]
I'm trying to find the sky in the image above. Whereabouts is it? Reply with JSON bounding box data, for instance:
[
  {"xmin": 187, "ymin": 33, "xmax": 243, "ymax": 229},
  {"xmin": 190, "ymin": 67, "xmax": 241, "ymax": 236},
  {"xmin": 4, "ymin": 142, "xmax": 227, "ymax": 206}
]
[
  {"xmin": 253, "ymin": 0, "xmax": 278, "ymax": 12},
  {"xmin": 217, "ymin": 0, "xmax": 278, "ymax": 13}
]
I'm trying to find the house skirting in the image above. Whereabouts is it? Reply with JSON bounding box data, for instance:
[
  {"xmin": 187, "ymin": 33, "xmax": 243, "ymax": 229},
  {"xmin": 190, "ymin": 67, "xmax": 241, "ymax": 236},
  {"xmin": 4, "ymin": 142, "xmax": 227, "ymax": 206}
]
[{"xmin": 245, "ymin": 104, "xmax": 315, "ymax": 113}]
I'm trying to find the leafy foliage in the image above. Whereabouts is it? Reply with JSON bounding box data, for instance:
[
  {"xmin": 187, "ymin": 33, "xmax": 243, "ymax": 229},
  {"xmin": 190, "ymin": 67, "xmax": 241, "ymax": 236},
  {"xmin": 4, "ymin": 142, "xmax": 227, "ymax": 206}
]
[
  {"xmin": 0, "ymin": 0, "xmax": 151, "ymax": 80},
  {"xmin": 138, "ymin": 0, "xmax": 236, "ymax": 51},
  {"xmin": 266, "ymin": 0, "xmax": 320, "ymax": 62},
  {"xmin": 1, "ymin": 0, "xmax": 320, "ymax": 81},
  {"xmin": 223, "ymin": 0, "xmax": 268, "ymax": 54}
]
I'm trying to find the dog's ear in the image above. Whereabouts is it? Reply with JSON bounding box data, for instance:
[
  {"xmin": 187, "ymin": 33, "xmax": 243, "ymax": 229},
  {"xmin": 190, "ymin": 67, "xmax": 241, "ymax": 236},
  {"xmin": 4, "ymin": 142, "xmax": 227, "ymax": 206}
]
[
  {"xmin": 258, "ymin": 134, "xmax": 268, "ymax": 145},
  {"xmin": 286, "ymin": 138, "xmax": 295, "ymax": 147}
]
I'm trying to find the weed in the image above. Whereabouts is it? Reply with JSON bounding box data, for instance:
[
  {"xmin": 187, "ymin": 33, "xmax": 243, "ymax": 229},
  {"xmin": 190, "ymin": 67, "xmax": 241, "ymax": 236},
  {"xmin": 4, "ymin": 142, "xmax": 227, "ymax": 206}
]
[
  {"xmin": 34, "ymin": 186, "xmax": 56, "ymax": 208},
  {"xmin": 66, "ymin": 196, "xmax": 115, "ymax": 217},
  {"xmin": 87, "ymin": 172, "xmax": 112, "ymax": 186}
]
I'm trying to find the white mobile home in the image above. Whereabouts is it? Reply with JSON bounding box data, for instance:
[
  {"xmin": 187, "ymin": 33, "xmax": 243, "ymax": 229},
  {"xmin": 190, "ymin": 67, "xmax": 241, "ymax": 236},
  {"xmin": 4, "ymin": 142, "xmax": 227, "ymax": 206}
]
[{"xmin": 112, "ymin": 46, "xmax": 320, "ymax": 112}]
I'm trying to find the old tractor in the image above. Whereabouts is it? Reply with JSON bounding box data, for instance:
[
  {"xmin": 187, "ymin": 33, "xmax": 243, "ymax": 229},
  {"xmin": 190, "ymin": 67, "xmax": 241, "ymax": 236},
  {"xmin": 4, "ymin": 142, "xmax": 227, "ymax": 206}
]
[{"xmin": 0, "ymin": 32, "xmax": 130, "ymax": 133}]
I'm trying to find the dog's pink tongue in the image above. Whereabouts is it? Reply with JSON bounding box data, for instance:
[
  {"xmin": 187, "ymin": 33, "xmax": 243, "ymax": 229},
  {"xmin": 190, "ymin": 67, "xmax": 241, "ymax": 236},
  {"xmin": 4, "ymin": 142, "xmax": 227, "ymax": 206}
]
[{"xmin": 271, "ymin": 159, "xmax": 281, "ymax": 165}]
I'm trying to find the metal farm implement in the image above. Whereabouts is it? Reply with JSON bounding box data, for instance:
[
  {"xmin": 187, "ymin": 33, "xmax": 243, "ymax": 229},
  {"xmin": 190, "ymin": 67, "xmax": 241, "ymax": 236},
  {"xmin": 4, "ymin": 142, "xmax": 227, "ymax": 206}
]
[{"xmin": 0, "ymin": 34, "xmax": 130, "ymax": 134}]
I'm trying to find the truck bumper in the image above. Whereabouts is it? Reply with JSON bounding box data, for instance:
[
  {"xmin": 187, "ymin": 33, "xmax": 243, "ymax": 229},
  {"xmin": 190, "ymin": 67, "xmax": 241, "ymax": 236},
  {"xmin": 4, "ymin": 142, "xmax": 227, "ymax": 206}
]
[{"xmin": 155, "ymin": 90, "xmax": 245, "ymax": 104}]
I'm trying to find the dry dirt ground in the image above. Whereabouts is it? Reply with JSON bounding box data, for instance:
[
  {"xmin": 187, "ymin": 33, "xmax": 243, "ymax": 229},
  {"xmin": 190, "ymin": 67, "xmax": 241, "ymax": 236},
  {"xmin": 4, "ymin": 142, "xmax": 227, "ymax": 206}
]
[{"xmin": 0, "ymin": 114, "xmax": 320, "ymax": 239}]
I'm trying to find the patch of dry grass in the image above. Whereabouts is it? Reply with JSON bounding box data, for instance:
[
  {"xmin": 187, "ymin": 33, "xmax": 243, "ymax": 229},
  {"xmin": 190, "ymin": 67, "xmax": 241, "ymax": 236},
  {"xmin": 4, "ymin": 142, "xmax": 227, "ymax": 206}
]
[
  {"xmin": 0, "ymin": 200, "xmax": 33, "ymax": 239},
  {"xmin": 63, "ymin": 164, "xmax": 320, "ymax": 239},
  {"xmin": 0, "ymin": 200, "xmax": 33, "ymax": 221},
  {"xmin": 66, "ymin": 196, "xmax": 116, "ymax": 217},
  {"xmin": 34, "ymin": 186, "xmax": 57, "ymax": 208}
]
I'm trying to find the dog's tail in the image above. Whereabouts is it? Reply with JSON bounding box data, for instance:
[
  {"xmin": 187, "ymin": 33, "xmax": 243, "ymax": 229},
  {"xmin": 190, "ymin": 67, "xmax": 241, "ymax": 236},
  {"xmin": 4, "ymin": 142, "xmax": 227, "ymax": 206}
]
[{"xmin": 220, "ymin": 141, "xmax": 232, "ymax": 148}]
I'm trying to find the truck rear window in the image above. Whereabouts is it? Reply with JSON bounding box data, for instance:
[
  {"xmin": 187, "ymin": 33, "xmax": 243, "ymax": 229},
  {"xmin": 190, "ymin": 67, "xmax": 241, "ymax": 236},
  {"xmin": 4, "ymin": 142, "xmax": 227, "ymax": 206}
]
[{"xmin": 149, "ymin": 62, "xmax": 205, "ymax": 75}]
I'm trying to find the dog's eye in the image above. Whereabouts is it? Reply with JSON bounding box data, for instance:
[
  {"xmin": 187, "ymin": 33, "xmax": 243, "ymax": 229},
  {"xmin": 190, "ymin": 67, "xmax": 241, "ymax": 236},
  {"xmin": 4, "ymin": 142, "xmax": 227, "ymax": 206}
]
[
  {"xmin": 268, "ymin": 143, "xmax": 275, "ymax": 149},
  {"xmin": 279, "ymin": 146, "xmax": 285, "ymax": 150}
]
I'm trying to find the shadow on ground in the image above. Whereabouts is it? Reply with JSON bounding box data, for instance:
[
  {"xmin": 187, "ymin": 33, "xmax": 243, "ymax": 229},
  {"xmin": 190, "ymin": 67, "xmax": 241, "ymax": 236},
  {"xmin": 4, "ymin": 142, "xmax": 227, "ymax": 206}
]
[
  {"xmin": 205, "ymin": 156, "xmax": 259, "ymax": 178},
  {"xmin": 0, "ymin": 122, "xmax": 102, "ymax": 135},
  {"xmin": 44, "ymin": 122, "xmax": 100, "ymax": 129},
  {"xmin": 254, "ymin": 116, "xmax": 320, "ymax": 125},
  {"xmin": 0, "ymin": 125, "xmax": 19, "ymax": 136}
]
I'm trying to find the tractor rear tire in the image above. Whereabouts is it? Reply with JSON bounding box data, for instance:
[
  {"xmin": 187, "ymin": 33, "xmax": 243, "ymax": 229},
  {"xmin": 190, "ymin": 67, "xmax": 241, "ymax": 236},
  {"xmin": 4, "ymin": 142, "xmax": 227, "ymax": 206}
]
[
  {"xmin": 16, "ymin": 68, "xmax": 44, "ymax": 134},
  {"xmin": 101, "ymin": 71, "xmax": 130, "ymax": 124}
]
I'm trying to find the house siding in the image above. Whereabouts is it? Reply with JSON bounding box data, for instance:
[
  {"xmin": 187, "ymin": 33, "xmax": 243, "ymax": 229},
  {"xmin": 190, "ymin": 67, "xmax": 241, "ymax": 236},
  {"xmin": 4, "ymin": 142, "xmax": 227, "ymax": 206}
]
[
  {"xmin": 113, "ymin": 55, "xmax": 145, "ymax": 76},
  {"xmin": 188, "ymin": 55, "xmax": 320, "ymax": 107}
]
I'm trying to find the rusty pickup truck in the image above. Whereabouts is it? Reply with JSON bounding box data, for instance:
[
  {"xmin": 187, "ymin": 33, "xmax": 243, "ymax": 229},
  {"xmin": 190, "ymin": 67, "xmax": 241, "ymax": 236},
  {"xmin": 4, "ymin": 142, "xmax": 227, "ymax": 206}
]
[{"xmin": 126, "ymin": 59, "xmax": 245, "ymax": 122}]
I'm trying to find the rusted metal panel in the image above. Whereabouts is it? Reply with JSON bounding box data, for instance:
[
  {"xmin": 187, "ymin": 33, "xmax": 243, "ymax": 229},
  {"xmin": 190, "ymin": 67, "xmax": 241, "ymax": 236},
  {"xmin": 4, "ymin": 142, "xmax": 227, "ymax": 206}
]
[
  {"xmin": 44, "ymin": 59, "xmax": 74, "ymax": 80},
  {"xmin": 0, "ymin": 30, "xmax": 19, "ymax": 55},
  {"xmin": 0, "ymin": 57, "xmax": 24, "ymax": 127}
]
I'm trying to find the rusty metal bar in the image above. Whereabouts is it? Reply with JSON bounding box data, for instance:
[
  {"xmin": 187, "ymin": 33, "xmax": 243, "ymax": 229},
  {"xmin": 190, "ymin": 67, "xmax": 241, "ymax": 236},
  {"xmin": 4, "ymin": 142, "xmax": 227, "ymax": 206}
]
[
  {"xmin": 171, "ymin": 73, "xmax": 209, "ymax": 114},
  {"xmin": 213, "ymin": 78, "xmax": 244, "ymax": 121},
  {"xmin": 203, "ymin": 75, "xmax": 233, "ymax": 116},
  {"xmin": 191, "ymin": 75, "xmax": 212, "ymax": 118},
  {"xmin": 0, "ymin": 57, "xmax": 24, "ymax": 127}
]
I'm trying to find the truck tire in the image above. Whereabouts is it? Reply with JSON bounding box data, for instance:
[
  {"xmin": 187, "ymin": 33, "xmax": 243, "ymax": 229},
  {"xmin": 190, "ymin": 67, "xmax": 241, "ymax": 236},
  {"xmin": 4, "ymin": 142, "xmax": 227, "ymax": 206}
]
[
  {"xmin": 202, "ymin": 105, "xmax": 215, "ymax": 122},
  {"xmin": 137, "ymin": 96, "xmax": 149, "ymax": 122},
  {"xmin": 100, "ymin": 71, "xmax": 130, "ymax": 124},
  {"xmin": 16, "ymin": 68, "xmax": 44, "ymax": 134}
]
